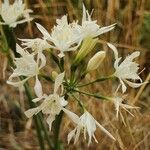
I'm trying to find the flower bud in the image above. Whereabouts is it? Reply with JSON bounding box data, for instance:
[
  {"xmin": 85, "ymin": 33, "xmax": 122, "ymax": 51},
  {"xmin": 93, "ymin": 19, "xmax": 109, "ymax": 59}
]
[
  {"xmin": 52, "ymin": 71, "xmax": 58, "ymax": 80},
  {"xmin": 73, "ymin": 37, "xmax": 98, "ymax": 65},
  {"xmin": 86, "ymin": 51, "xmax": 106, "ymax": 72}
]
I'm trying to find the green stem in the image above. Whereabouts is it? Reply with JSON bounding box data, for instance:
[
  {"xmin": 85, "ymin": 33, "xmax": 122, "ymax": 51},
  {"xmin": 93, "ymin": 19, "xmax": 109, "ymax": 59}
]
[
  {"xmin": 40, "ymin": 74, "xmax": 54, "ymax": 83},
  {"xmin": 71, "ymin": 94, "xmax": 85, "ymax": 112},
  {"xmin": 73, "ymin": 89, "xmax": 111, "ymax": 101},
  {"xmin": 38, "ymin": 113, "xmax": 54, "ymax": 149},
  {"xmin": 24, "ymin": 83, "xmax": 45, "ymax": 150},
  {"xmin": 77, "ymin": 75, "xmax": 114, "ymax": 87},
  {"xmin": 23, "ymin": 80, "xmax": 53, "ymax": 149},
  {"xmin": 54, "ymin": 111, "xmax": 64, "ymax": 150}
]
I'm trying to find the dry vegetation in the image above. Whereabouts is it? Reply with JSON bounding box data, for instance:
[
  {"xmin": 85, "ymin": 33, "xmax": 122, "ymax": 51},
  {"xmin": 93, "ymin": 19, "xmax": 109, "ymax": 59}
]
[{"xmin": 0, "ymin": 0, "xmax": 150, "ymax": 149}]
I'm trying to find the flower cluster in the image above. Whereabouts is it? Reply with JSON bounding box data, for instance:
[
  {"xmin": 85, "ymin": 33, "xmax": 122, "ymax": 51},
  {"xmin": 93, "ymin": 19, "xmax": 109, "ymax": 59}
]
[
  {"xmin": 0, "ymin": 0, "xmax": 33, "ymax": 27},
  {"xmin": 6, "ymin": 3, "xmax": 146, "ymax": 146}
]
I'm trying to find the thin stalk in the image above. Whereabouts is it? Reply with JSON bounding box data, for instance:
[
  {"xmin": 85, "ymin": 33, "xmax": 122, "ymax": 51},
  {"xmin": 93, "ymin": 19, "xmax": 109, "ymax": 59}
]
[
  {"xmin": 73, "ymin": 89, "xmax": 111, "ymax": 101},
  {"xmin": 71, "ymin": 94, "xmax": 85, "ymax": 112},
  {"xmin": 38, "ymin": 114, "xmax": 54, "ymax": 149},
  {"xmin": 24, "ymin": 83, "xmax": 45, "ymax": 150},
  {"xmin": 54, "ymin": 111, "xmax": 64, "ymax": 150},
  {"xmin": 40, "ymin": 74, "xmax": 54, "ymax": 83},
  {"xmin": 77, "ymin": 75, "xmax": 114, "ymax": 87}
]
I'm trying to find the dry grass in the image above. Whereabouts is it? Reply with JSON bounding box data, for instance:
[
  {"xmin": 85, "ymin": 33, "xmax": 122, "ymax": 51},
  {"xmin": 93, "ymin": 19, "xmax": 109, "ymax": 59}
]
[{"xmin": 0, "ymin": 0, "xmax": 150, "ymax": 149}]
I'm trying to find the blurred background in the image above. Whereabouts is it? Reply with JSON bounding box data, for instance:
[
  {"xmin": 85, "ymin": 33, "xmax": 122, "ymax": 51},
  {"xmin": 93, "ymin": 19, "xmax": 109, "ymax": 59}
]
[{"xmin": 0, "ymin": 0, "xmax": 150, "ymax": 149}]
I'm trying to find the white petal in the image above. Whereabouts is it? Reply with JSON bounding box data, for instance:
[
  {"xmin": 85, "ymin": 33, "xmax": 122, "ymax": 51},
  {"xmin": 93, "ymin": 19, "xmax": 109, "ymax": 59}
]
[
  {"xmin": 122, "ymin": 106, "xmax": 135, "ymax": 117},
  {"xmin": 68, "ymin": 129, "xmax": 76, "ymax": 144},
  {"xmin": 46, "ymin": 115, "xmax": 55, "ymax": 131},
  {"xmin": 7, "ymin": 77, "xmax": 30, "ymax": 87},
  {"xmin": 114, "ymin": 57, "xmax": 121, "ymax": 70},
  {"xmin": 124, "ymin": 79, "xmax": 147, "ymax": 88},
  {"xmin": 119, "ymin": 78, "xmax": 127, "ymax": 93},
  {"xmin": 62, "ymin": 108, "xmax": 80, "ymax": 124},
  {"xmin": 32, "ymin": 97, "xmax": 43, "ymax": 103},
  {"xmin": 24, "ymin": 107, "xmax": 40, "ymax": 118},
  {"xmin": 38, "ymin": 52, "xmax": 46, "ymax": 69},
  {"xmin": 74, "ymin": 127, "xmax": 81, "ymax": 144},
  {"xmin": 97, "ymin": 23, "xmax": 116, "ymax": 36},
  {"xmin": 16, "ymin": 44, "xmax": 26, "ymax": 56},
  {"xmin": 127, "ymin": 51, "xmax": 140, "ymax": 60},
  {"xmin": 36, "ymin": 23, "xmax": 51, "ymax": 40},
  {"xmin": 93, "ymin": 134, "xmax": 98, "ymax": 143},
  {"xmin": 82, "ymin": 4, "xmax": 87, "ymax": 23},
  {"xmin": 107, "ymin": 43, "xmax": 118, "ymax": 59},
  {"xmin": 34, "ymin": 76, "xmax": 43, "ymax": 98},
  {"xmin": 121, "ymin": 103, "xmax": 139, "ymax": 109},
  {"xmin": 54, "ymin": 72, "xmax": 65, "ymax": 94},
  {"xmin": 95, "ymin": 121, "xmax": 116, "ymax": 141}
]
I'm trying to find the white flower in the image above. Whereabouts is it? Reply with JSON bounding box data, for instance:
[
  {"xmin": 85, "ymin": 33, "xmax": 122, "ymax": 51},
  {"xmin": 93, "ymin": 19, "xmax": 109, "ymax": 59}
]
[
  {"xmin": 111, "ymin": 95, "xmax": 139, "ymax": 124},
  {"xmin": 7, "ymin": 44, "xmax": 43, "ymax": 97},
  {"xmin": 25, "ymin": 72, "xmax": 69, "ymax": 130},
  {"xmin": 36, "ymin": 16, "xmax": 81, "ymax": 58},
  {"xmin": 107, "ymin": 43, "xmax": 145, "ymax": 93},
  {"xmin": 19, "ymin": 37, "xmax": 51, "ymax": 68},
  {"xmin": 78, "ymin": 4, "xmax": 116, "ymax": 41},
  {"xmin": 0, "ymin": 0, "xmax": 33, "ymax": 27},
  {"xmin": 19, "ymin": 38, "xmax": 51, "ymax": 53},
  {"xmin": 63, "ymin": 110, "xmax": 115, "ymax": 145}
]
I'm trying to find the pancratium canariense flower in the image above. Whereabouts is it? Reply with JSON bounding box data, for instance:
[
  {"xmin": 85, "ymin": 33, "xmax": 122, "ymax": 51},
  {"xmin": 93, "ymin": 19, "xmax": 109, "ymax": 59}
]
[
  {"xmin": 110, "ymin": 94, "xmax": 139, "ymax": 124},
  {"xmin": 25, "ymin": 72, "xmax": 72, "ymax": 130},
  {"xmin": 0, "ymin": 0, "xmax": 33, "ymax": 27},
  {"xmin": 19, "ymin": 23, "xmax": 52, "ymax": 69},
  {"xmin": 63, "ymin": 109, "xmax": 115, "ymax": 145},
  {"xmin": 7, "ymin": 44, "xmax": 44, "ymax": 97},
  {"xmin": 35, "ymin": 16, "xmax": 81, "ymax": 58},
  {"xmin": 77, "ymin": 4, "xmax": 116, "ymax": 41},
  {"xmin": 107, "ymin": 43, "xmax": 144, "ymax": 93}
]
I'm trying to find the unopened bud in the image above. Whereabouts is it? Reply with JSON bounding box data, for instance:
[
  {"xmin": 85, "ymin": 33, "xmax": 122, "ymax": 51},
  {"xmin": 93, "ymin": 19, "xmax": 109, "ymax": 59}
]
[
  {"xmin": 86, "ymin": 51, "xmax": 106, "ymax": 72},
  {"xmin": 52, "ymin": 71, "xmax": 58, "ymax": 80},
  {"xmin": 73, "ymin": 37, "xmax": 98, "ymax": 65}
]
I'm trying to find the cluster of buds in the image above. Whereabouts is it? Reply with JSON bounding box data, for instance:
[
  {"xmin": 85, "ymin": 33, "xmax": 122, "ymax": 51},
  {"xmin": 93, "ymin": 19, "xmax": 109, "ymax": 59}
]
[{"xmin": 3, "ymin": 1, "xmax": 146, "ymax": 146}]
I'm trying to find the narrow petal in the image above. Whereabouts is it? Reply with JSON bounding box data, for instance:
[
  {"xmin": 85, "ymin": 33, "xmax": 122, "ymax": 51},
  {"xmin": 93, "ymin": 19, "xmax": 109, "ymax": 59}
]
[
  {"xmin": 121, "ymin": 103, "xmax": 139, "ymax": 109},
  {"xmin": 127, "ymin": 51, "xmax": 140, "ymax": 60},
  {"xmin": 16, "ymin": 44, "xmax": 27, "ymax": 56},
  {"xmin": 7, "ymin": 77, "xmax": 30, "ymax": 87},
  {"xmin": 122, "ymin": 106, "xmax": 135, "ymax": 117},
  {"xmin": 74, "ymin": 127, "xmax": 81, "ymax": 144},
  {"xmin": 54, "ymin": 72, "xmax": 65, "ymax": 94},
  {"xmin": 107, "ymin": 43, "xmax": 118, "ymax": 59},
  {"xmin": 95, "ymin": 121, "xmax": 116, "ymax": 141},
  {"xmin": 62, "ymin": 108, "xmax": 80, "ymax": 124},
  {"xmin": 38, "ymin": 52, "xmax": 46, "ymax": 69},
  {"xmin": 114, "ymin": 57, "xmax": 121, "ymax": 70},
  {"xmin": 119, "ymin": 78, "xmax": 127, "ymax": 93},
  {"xmin": 124, "ymin": 79, "xmax": 147, "ymax": 88},
  {"xmin": 82, "ymin": 4, "xmax": 87, "ymax": 23},
  {"xmin": 36, "ymin": 23, "xmax": 51, "ymax": 40},
  {"xmin": 93, "ymin": 134, "xmax": 98, "ymax": 143},
  {"xmin": 68, "ymin": 129, "xmax": 76, "ymax": 144},
  {"xmin": 32, "ymin": 97, "xmax": 43, "ymax": 103},
  {"xmin": 34, "ymin": 76, "xmax": 43, "ymax": 98},
  {"xmin": 97, "ymin": 23, "xmax": 116, "ymax": 36},
  {"xmin": 24, "ymin": 107, "xmax": 40, "ymax": 118},
  {"xmin": 46, "ymin": 115, "xmax": 55, "ymax": 131}
]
